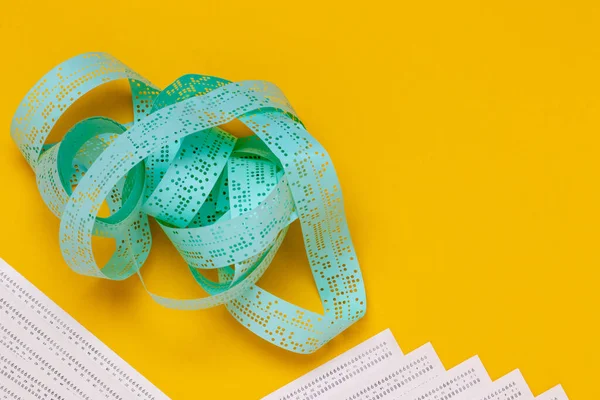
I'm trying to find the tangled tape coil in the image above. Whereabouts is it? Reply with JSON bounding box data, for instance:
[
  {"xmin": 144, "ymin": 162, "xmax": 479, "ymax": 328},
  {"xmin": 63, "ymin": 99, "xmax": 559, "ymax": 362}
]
[{"xmin": 10, "ymin": 53, "xmax": 366, "ymax": 353}]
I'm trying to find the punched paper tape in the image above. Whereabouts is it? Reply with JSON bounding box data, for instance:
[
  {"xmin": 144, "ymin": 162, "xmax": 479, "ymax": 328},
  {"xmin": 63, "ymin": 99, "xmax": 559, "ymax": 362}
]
[{"xmin": 10, "ymin": 53, "xmax": 367, "ymax": 353}]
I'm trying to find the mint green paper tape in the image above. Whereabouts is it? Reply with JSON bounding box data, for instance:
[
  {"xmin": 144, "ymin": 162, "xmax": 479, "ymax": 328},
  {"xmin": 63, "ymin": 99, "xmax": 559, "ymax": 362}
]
[{"xmin": 10, "ymin": 53, "xmax": 366, "ymax": 353}]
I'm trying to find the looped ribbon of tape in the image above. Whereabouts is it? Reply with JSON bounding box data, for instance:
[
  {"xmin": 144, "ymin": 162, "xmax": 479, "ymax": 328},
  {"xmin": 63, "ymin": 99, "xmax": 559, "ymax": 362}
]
[{"xmin": 10, "ymin": 53, "xmax": 366, "ymax": 353}]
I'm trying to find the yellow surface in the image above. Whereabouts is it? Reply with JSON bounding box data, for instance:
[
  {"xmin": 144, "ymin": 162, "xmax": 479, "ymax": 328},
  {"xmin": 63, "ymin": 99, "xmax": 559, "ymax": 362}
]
[{"xmin": 0, "ymin": 1, "xmax": 598, "ymax": 398}]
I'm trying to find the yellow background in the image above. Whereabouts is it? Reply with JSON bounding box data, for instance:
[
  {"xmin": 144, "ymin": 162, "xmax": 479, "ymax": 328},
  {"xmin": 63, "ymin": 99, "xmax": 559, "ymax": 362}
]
[{"xmin": 0, "ymin": 0, "xmax": 598, "ymax": 398}]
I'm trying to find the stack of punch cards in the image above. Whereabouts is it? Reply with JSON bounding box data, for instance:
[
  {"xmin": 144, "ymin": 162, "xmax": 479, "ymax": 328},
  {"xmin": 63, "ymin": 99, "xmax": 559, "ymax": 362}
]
[
  {"xmin": 0, "ymin": 258, "xmax": 168, "ymax": 400},
  {"xmin": 264, "ymin": 329, "xmax": 568, "ymax": 400}
]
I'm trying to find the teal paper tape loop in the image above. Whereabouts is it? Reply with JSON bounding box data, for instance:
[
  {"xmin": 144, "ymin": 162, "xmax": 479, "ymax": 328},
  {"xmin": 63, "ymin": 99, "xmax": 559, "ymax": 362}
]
[{"xmin": 10, "ymin": 53, "xmax": 367, "ymax": 353}]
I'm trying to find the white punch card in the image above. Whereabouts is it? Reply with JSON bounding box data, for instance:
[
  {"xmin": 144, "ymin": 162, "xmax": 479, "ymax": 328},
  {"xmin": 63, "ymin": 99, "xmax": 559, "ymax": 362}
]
[
  {"xmin": 264, "ymin": 329, "xmax": 446, "ymax": 400},
  {"xmin": 398, "ymin": 355, "xmax": 491, "ymax": 400},
  {"xmin": 343, "ymin": 343, "xmax": 444, "ymax": 400},
  {"xmin": 0, "ymin": 258, "xmax": 168, "ymax": 400},
  {"xmin": 536, "ymin": 385, "xmax": 568, "ymax": 400},
  {"xmin": 461, "ymin": 369, "xmax": 534, "ymax": 400},
  {"xmin": 263, "ymin": 329, "xmax": 405, "ymax": 400},
  {"xmin": 1, "ymin": 256, "xmax": 568, "ymax": 400}
]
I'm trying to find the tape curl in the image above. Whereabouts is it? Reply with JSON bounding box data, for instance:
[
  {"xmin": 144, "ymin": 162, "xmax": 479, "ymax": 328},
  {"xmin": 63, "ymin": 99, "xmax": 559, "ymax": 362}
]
[{"xmin": 11, "ymin": 53, "xmax": 366, "ymax": 353}]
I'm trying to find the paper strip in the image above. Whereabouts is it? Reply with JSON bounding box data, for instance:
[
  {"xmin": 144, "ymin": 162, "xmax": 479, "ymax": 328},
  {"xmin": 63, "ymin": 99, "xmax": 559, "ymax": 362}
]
[{"xmin": 10, "ymin": 52, "xmax": 367, "ymax": 353}]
